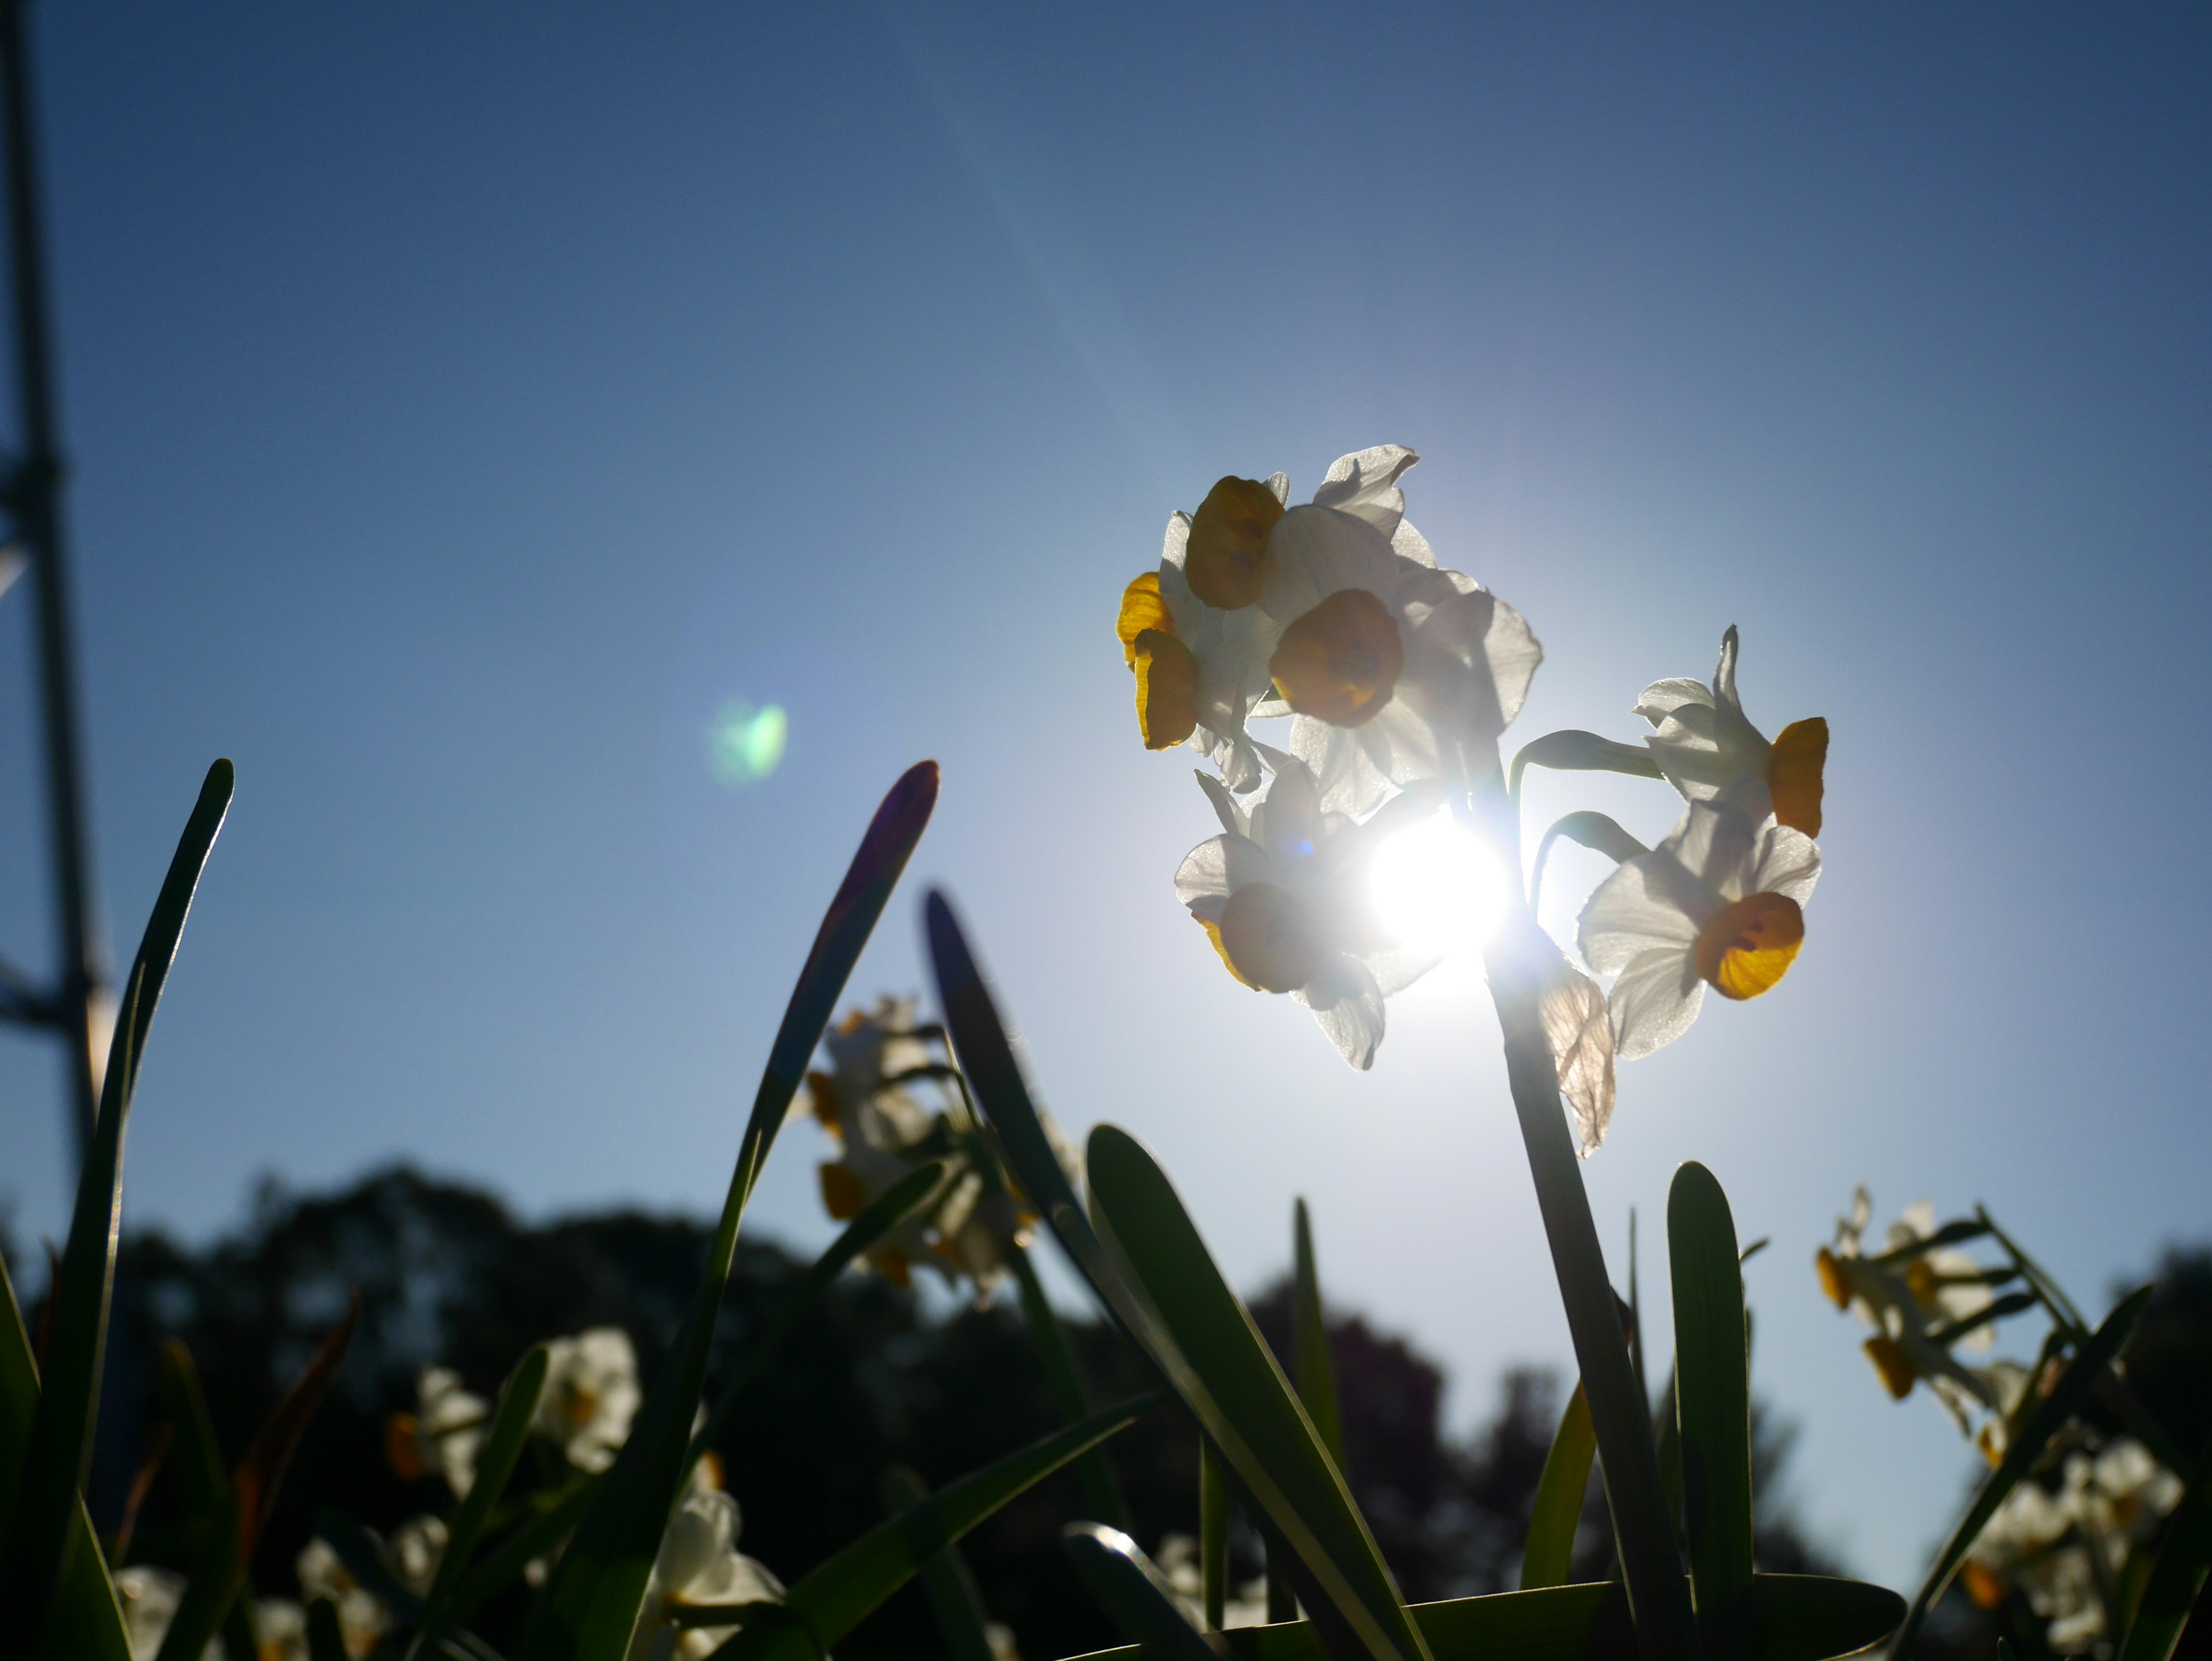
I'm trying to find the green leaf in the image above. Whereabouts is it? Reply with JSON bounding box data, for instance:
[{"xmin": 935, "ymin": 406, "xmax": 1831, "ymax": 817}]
[
  {"xmin": 308, "ymin": 1598, "xmax": 351, "ymax": 1661},
  {"xmin": 1508, "ymin": 731, "xmax": 1665, "ymax": 803},
  {"xmin": 155, "ymin": 1341, "xmax": 260, "ymax": 1661},
  {"xmin": 1063, "ymin": 1523, "xmax": 1229, "ymax": 1661},
  {"xmin": 0, "ymin": 1256, "xmax": 130, "ymax": 1661},
  {"xmin": 709, "ymin": 1394, "xmax": 1158, "ymax": 1661},
  {"xmin": 1890, "ymin": 1286, "xmax": 2154, "ymax": 1660},
  {"xmin": 444, "ymin": 1478, "xmax": 600, "ymax": 1628},
  {"xmin": 1064, "ymin": 1574, "xmax": 1903, "ymax": 1661},
  {"xmin": 1085, "ymin": 1125, "xmax": 1430, "ymax": 1661},
  {"xmin": 1292, "ymin": 1201, "xmax": 1345, "ymax": 1475},
  {"xmin": 1669, "ymin": 1161, "xmax": 1753, "ymax": 1658},
  {"xmin": 1202, "ymin": 1440, "xmax": 1232, "ymax": 1630},
  {"xmin": 156, "ymin": 1296, "xmax": 362, "ymax": 1661},
  {"xmin": 413, "ymin": 1343, "xmax": 551, "ymax": 1649},
  {"xmin": 690, "ymin": 1161, "xmax": 945, "ymax": 1470},
  {"xmin": 1008, "ymin": 1240, "xmax": 1127, "ymax": 1530},
  {"xmin": 521, "ymin": 761, "xmax": 938, "ymax": 1661},
  {"xmin": 885, "ymin": 1465, "xmax": 1001, "ymax": 1661},
  {"xmin": 0, "ymin": 759, "xmax": 233, "ymax": 1657},
  {"xmin": 2115, "ymin": 1461, "xmax": 2211, "ymax": 1661},
  {"xmin": 315, "ymin": 1507, "xmax": 427, "ymax": 1622},
  {"xmin": 1521, "ymin": 1384, "xmax": 1594, "ymax": 1591}
]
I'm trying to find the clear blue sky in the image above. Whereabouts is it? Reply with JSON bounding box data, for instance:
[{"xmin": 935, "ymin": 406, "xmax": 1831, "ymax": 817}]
[{"xmin": 1, "ymin": 3, "xmax": 2205, "ymax": 1591}]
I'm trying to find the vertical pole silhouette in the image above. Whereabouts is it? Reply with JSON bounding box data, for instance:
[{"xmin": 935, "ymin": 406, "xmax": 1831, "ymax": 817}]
[{"xmin": 0, "ymin": 0, "xmax": 106, "ymax": 1168}]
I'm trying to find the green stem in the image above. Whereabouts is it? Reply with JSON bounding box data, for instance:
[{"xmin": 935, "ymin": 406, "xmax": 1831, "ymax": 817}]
[
  {"xmin": 1009, "ymin": 1240, "xmax": 1126, "ymax": 1530},
  {"xmin": 1483, "ymin": 914, "xmax": 1697, "ymax": 1661},
  {"xmin": 1200, "ymin": 1439, "xmax": 1229, "ymax": 1630}
]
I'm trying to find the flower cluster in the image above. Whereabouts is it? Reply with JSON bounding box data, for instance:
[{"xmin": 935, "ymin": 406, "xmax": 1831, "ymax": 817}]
[
  {"xmin": 1118, "ymin": 448, "xmax": 1827, "ymax": 1140},
  {"xmin": 387, "ymin": 1324, "xmax": 643, "ymax": 1496},
  {"xmin": 1962, "ymin": 1439, "xmax": 2185, "ymax": 1655},
  {"xmin": 805, "ymin": 997, "xmax": 1078, "ymax": 1297}
]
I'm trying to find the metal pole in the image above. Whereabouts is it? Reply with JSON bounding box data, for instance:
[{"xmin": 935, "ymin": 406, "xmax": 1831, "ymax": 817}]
[{"xmin": 0, "ymin": 0, "xmax": 105, "ymax": 1167}]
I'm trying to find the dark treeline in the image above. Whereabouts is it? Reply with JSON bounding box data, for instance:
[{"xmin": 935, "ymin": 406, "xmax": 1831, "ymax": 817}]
[{"xmin": 15, "ymin": 1167, "xmax": 2202, "ymax": 1661}]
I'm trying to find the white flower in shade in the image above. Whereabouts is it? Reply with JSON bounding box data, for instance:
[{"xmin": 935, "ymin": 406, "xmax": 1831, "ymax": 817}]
[
  {"xmin": 628, "ymin": 1467, "xmax": 787, "ymax": 1661},
  {"xmin": 1174, "ymin": 747, "xmax": 1443, "ymax": 1069},
  {"xmin": 1635, "ymin": 626, "xmax": 1828, "ymax": 835},
  {"xmin": 298, "ymin": 1535, "xmax": 392, "ymax": 1655},
  {"xmin": 386, "ymin": 1365, "xmax": 488, "ymax": 1496},
  {"xmin": 389, "ymin": 1513, "xmax": 450, "ymax": 1596},
  {"xmin": 1576, "ymin": 800, "xmax": 1819, "ymax": 1060},
  {"xmin": 536, "ymin": 1327, "xmax": 642, "ymax": 1473},
  {"xmin": 116, "ymin": 1565, "xmax": 185, "ymax": 1661},
  {"xmin": 1154, "ymin": 1533, "xmax": 1271, "ymax": 1630},
  {"xmin": 253, "ymin": 1599, "xmax": 308, "ymax": 1661},
  {"xmin": 1117, "ymin": 447, "xmax": 1487, "ymax": 797}
]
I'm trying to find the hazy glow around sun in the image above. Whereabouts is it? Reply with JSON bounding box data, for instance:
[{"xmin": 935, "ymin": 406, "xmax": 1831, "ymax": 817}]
[{"xmin": 1371, "ymin": 807, "xmax": 1511, "ymax": 957}]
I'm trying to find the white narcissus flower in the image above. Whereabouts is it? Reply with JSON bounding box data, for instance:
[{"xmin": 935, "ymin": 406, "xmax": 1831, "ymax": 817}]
[
  {"xmin": 628, "ymin": 1467, "xmax": 787, "ymax": 1661},
  {"xmin": 1577, "ymin": 800, "xmax": 1820, "ymax": 1060},
  {"xmin": 535, "ymin": 1327, "xmax": 642, "ymax": 1473},
  {"xmin": 1154, "ymin": 1533, "xmax": 1271, "ymax": 1630},
  {"xmin": 1117, "ymin": 447, "xmax": 1488, "ymax": 799},
  {"xmin": 1637, "ymin": 626, "xmax": 1828, "ymax": 835},
  {"xmin": 1534, "ymin": 937, "xmax": 1618, "ymax": 1156},
  {"xmin": 1174, "ymin": 748, "xmax": 1443, "ymax": 1069},
  {"xmin": 116, "ymin": 1565, "xmax": 185, "ymax": 1661},
  {"xmin": 386, "ymin": 1365, "xmax": 488, "ymax": 1496},
  {"xmin": 298, "ymin": 1535, "xmax": 392, "ymax": 1655}
]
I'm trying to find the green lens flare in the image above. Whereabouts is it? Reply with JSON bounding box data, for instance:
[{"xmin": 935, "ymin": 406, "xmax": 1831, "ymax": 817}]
[{"xmin": 707, "ymin": 698, "xmax": 789, "ymax": 788}]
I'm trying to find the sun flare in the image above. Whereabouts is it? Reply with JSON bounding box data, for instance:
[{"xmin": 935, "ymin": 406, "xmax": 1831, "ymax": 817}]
[{"xmin": 1370, "ymin": 808, "xmax": 1510, "ymax": 957}]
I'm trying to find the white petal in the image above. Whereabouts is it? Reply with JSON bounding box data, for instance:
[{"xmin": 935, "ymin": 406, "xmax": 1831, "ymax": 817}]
[
  {"xmin": 1539, "ymin": 952, "xmax": 1617, "ymax": 1155},
  {"xmin": 1157, "ymin": 548, "xmax": 1203, "ymax": 640},
  {"xmin": 1265, "ymin": 471, "xmax": 1290, "ymax": 506},
  {"xmin": 1193, "ymin": 769, "xmax": 1244, "ymax": 838},
  {"xmin": 1364, "ymin": 942, "xmax": 1444, "ymax": 998},
  {"xmin": 1577, "ymin": 854, "xmax": 1703, "ymax": 974},
  {"xmin": 1480, "ymin": 596, "xmax": 1542, "ymax": 731},
  {"xmin": 1606, "ymin": 947, "xmax": 1706, "ymax": 1061},
  {"xmin": 1634, "ymin": 677, "xmax": 1717, "ymax": 726},
  {"xmin": 1311, "ymin": 445, "xmax": 1419, "ymax": 537},
  {"xmin": 1291, "ymin": 715, "xmax": 1396, "ymax": 819},
  {"xmin": 1173, "ymin": 833, "xmax": 1270, "ymax": 913},
  {"xmin": 1750, "ymin": 823, "xmax": 1821, "ymax": 904},
  {"xmin": 1390, "ymin": 517, "xmax": 1436, "ymax": 567},
  {"xmin": 1257, "ymin": 504, "xmax": 1404, "ymax": 623},
  {"xmin": 1713, "ymin": 625, "xmax": 1741, "ymax": 706},
  {"xmin": 1161, "ymin": 510, "xmax": 1191, "ymax": 572},
  {"xmin": 1296, "ymin": 955, "xmax": 1387, "ymax": 1069}
]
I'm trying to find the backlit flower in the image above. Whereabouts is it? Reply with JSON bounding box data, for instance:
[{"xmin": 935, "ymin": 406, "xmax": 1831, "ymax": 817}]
[
  {"xmin": 536, "ymin": 1327, "xmax": 642, "ymax": 1473},
  {"xmin": 628, "ymin": 1463, "xmax": 787, "ymax": 1661},
  {"xmin": 298, "ymin": 1535, "xmax": 392, "ymax": 1656},
  {"xmin": 1576, "ymin": 800, "xmax": 1819, "ymax": 1060},
  {"xmin": 116, "ymin": 1566, "xmax": 184, "ymax": 1661},
  {"xmin": 1116, "ymin": 447, "xmax": 1468, "ymax": 795},
  {"xmin": 1173, "ymin": 747, "xmax": 1443, "ymax": 1068},
  {"xmin": 1257, "ymin": 494, "xmax": 1540, "ymax": 819},
  {"xmin": 385, "ymin": 1365, "xmax": 487, "ymax": 1496},
  {"xmin": 1635, "ymin": 626, "xmax": 1827, "ymax": 836}
]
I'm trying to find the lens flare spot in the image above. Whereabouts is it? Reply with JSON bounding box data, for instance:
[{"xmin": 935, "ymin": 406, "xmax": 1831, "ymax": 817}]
[
  {"xmin": 1370, "ymin": 809, "xmax": 1509, "ymax": 956},
  {"xmin": 707, "ymin": 698, "xmax": 789, "ymax": 788}
]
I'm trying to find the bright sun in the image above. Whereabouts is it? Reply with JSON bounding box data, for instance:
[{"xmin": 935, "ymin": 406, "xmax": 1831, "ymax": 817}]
[{"xmin": 1371, "ymin": 808, "xmax": 1511, "ymax": 956}]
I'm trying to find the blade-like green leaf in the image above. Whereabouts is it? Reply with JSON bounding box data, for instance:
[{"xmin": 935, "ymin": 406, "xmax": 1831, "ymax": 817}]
[
  {"xmin": 1, "ymin": 760, "xmax": 233, "ymax": 1656},
  {"xmin": 155, "ymin": 1341, "xmax": 260, "ymax": 1661},
  {"xmin": 412, "ymin": 1344, "xmax": 551, "ymax": 1651},
  {"xmin": 1, "ymin": 1255, "xmax": 130, "ymax": 1661},
  {"xmin": 1008, "ymin": 1239, "xmax": 1127, "ymax": 1530},
  {"xmin": 691, "ymin": 1161, "xmax": 944, "ymax": 1470},
  {"xmin": 307, "ymin": 1598, "xmax": 350, "ymax": 1661},
  {"xmin": 1669, "ymin": 1162, "xmax": 1752, "ymax": 1658},
  {"xmin": 1293, "ymin": 1201, "xmax": 1345, "ymax": 1475},
  {"xmin": 1890, "ymin": 1286, "xmax": 2154, "ymax": 1660},
  {"xmin": 709, "ymin": 1394, "xmax": 1157, "ymax": 1661},
  {"xmin": 885, "ymin": 1465, "xmax": 1000, "ymax": 1661},
  {"xmin": 156, "ymin": 1296, "xmax": 362, "ymax": 1661},
  {"xmin": 445, "ymin": 1478, "xmax": 600, "ymax": 1629},
  {"xmin": 1063, "ymin": 1523, "xmax": 1229, "ymax": 1661},
  {"xmin": 1202, "ymin": 1439, "xmax": 1232, "ymax": 1630},
  {"xmin": 1066, "ymin": 1573, "xmax": 1904, "ymax": 1661},
  {"xmin": 2115, "ymin": 1461, "xmax": 2211, "ymax": 1661},
  {"xmin": 925, "ymin": 891, "xmax": 1110, "ymax": 1302},
  {"xmin": 316, "ymin": 1507, "xmax": 427, "ymax": 1623},
  {"xmin": 1522, "ymin": 1384, "xmax": 1594, "ymax": 1591},
  {"xmin": 1508, "ymin": 731, "xmax": 1665, "ymax": 803},
  {"xmin": 522, "ymin": 762, "xmax": 937, "ymax": 1661},
  {"xmin": 1085, "ymin": 1126, "xmax": 1430, "ymax": 1661}
]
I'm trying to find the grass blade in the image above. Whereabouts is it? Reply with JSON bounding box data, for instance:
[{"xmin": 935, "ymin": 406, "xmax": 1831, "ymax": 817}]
[
  {"xmin": 1889, "ymin": 1285, "xmax": 2154, "ymax": 1660},
  {"xmin": 885, "ymin": 1465, "xmax": 1001, "ymax": 1661},
  {"xmin": 1522, "ymin": 1384, "xmax": 1595, "ymax": 1591},
  {"xmin": 1063, "ymin": 1573, "xmax": 1903, "ymax": 1661},
  {"xmin": 1008, "ymin": 1239, "xmax": 1127, "ymax": 1529},
  {"xmin": 414, "ymin": 1343, "xmax": 551, "ymax": 1648},
  {"xmin": 1669, "ymin": 1162, "xmax": 1752, "ymax": 1657},
  {"xmin": 709, "ymin": 1394, "xmax": 1158, "ymax": 1661},
  {"xmin": 307, "ymin": 1598, "xmax": 350, "ymax": 1661},
  {"xmin": 155, "ymin": 1295, "xmax": 361, "ymax": 1661},
  {"xmin": 0, "ymin": 760, "xmax": 232, "ymax": 1658},
  {"xmin": 521, "ymin": 761, "xmax": 938, "ymax": 1661},
  {"xmin": 2115, "ymin": 1461, "xmax": 2211, "ymax": 1661},
  {"xmin": 1085, "ymin": 1125, "xmax": 1431, "ymax": 1661},
  {"xmin": 155, "ymin": 1341, "xmax": 260, "ymax": 1661},
  {"xmin": 444, "ymin": 1477, "xmax": 599, "ymax": 1628},
  {"xmin": 1, "ymin": 1256, "xmax": 129, "ymax": 1661},
  {"xmin": 1063, "ymin": 1523, "xmax": 1229, "ymax": 1661},
  {"xmin": 690, "ymin": 1161, "xmax": 945, "ymax": 1469},
  {"xmin": 1292, "ymin": 1201, "xmax": 1345, "ymax": 1475},
  {"xmin": 1202, "ymin": 1439, "xmax": 1231, "ymax": 1629}
]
